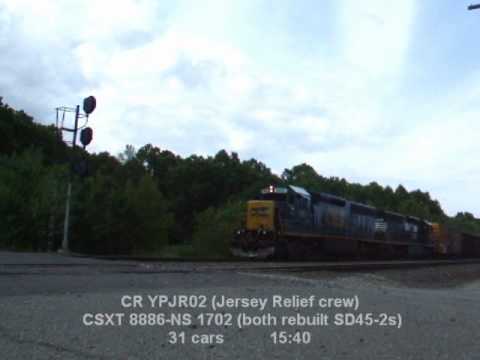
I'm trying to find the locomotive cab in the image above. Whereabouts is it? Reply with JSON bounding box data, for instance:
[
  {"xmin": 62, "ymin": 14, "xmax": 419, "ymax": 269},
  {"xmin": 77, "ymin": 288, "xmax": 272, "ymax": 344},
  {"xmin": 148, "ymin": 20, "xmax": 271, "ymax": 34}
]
[{"xmin": 231, "ymin": 186, "xmax": 288, "ymax": 258}]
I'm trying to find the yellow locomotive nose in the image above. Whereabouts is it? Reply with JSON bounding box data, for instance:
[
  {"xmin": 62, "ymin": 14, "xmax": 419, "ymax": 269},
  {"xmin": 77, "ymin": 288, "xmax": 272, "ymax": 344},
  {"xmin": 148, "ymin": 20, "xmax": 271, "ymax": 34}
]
[{"xmin": 246, "ymin": 200, "xmax": 275, "ymax": 231}]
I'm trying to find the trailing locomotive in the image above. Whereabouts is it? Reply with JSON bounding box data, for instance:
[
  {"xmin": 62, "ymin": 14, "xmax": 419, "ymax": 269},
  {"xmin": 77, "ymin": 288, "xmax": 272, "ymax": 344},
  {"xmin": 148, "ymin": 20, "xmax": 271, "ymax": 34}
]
[{"xmin": 231, "ymin": 185, "xmax": 480, "ymax": 260}]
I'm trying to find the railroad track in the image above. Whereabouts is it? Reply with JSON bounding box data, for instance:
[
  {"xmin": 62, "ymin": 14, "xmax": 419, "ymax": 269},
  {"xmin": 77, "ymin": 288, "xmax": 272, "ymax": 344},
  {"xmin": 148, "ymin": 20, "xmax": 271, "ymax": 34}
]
[
  {"xmin": 2, "ymin": 257, "xmax": 480, "ymax": 275},
  {"xmin": 250, "ymin": 258, "xmax": 480, "ymax": 272}
]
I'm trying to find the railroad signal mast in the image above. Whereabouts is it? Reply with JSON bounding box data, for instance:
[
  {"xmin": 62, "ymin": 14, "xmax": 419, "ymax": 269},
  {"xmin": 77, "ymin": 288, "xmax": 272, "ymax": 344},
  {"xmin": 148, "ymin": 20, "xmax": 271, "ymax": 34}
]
[{"xmin": 56, "ymin": 96, "xmax": 96, "ymax": 254}]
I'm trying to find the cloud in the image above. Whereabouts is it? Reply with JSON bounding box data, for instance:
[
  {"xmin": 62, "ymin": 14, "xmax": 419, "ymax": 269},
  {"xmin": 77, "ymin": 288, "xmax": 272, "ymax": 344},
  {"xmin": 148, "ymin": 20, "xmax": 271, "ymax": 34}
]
[
  {"xmin": 339, "ymin": 0, "xmax": 415, "ymax": 77},
  {"xmin": 1, "ymin": 0, "xmax": 480, "ymax": 216}
]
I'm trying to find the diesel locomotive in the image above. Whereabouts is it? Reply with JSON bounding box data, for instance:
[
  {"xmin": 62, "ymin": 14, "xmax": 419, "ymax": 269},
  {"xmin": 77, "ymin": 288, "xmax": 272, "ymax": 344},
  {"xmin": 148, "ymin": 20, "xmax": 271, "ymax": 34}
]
[{"xmin": 231, "ymin": 185, "xmax": 480, "ymax": 260}]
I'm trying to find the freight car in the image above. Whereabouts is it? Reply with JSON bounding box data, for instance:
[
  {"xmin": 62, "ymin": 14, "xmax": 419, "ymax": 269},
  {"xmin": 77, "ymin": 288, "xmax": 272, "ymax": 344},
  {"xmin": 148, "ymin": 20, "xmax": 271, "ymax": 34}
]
[
  {"xmin": 231, "ymin": 185, "xmax": 480, "ymax": 260},
  {"xmin": 431, "ymin": 223, "xmax": 480, "ymax": 258}
]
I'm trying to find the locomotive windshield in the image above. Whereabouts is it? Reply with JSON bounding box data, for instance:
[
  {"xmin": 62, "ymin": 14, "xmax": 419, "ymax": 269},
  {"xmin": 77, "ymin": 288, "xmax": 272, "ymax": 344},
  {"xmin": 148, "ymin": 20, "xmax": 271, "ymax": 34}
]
[
  {"xmin": 260, "ymin": 193, "xmax": 287, "ymax": 201},
  {"xmin": 260, "ymin": 186, "xmax": 288, "ymax": 202}
]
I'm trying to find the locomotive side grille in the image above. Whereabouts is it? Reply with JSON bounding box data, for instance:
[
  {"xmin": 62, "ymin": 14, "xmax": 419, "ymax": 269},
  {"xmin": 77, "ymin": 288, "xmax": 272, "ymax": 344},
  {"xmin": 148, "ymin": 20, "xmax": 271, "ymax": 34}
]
[{"xmin": 375, "ymin": 219, "xmax": 387, "ymax": 232}]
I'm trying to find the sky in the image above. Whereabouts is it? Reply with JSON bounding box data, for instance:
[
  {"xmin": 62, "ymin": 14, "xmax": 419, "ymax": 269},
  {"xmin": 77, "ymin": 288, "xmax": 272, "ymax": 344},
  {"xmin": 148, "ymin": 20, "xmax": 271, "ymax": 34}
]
[{"xmin": 1, "ymin": 0, "xmax": 480, "ymax": 217}]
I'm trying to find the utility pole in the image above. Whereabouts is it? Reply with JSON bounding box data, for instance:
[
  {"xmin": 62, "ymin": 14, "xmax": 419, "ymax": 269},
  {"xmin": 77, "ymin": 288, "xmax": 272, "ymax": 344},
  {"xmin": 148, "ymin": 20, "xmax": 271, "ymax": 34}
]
[
  {"xmin": 468, "ymin": 3, "xmax": 480, "ymax": 10},
  {"xmin": 57, "ymin": 96, "xmax": 96, "ymax": 254},
  {"xmin": 60, "ymin": 105, "xmax": 79, "ymax": 255}
]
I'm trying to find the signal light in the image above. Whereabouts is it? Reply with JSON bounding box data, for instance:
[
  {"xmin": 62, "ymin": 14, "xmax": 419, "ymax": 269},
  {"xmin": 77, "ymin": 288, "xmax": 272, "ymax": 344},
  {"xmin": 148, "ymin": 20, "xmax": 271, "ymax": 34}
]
[
  {"xmin": 80, "ymin": 127, "xmax": 93, "ymax": 147},
  {"xmin": 83, "ymin": 96, "xmax": 96, "ymax": 115}
]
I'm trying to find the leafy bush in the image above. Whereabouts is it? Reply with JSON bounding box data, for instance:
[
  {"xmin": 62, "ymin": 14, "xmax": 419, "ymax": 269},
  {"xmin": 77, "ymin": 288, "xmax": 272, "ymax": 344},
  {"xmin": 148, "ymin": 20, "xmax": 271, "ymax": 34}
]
[{"xmin": 192, "ymin": 201, "xmax": 245, "ymax": 258}]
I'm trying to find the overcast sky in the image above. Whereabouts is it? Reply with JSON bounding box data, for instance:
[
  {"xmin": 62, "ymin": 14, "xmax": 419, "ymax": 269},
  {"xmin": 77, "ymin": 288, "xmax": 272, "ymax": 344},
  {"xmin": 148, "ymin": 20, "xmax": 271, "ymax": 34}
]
[{"xmin": 1, "ymin": 0, "xmax": 480, "ymax": 216}]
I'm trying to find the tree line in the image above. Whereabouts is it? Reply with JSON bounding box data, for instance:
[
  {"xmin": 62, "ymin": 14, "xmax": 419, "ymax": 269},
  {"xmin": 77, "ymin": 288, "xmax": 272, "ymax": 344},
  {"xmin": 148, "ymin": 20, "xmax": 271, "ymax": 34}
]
[{"xmin": 1, "ymin": 98, "xmax": 479, "ymax": 257}]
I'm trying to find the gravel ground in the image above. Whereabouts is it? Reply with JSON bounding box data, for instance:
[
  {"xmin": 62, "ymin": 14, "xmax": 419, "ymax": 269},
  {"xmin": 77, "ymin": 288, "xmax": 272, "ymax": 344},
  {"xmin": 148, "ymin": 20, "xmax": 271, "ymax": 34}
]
[
  {"xmin": 1, "ymin": 252, "xmax": 480, "ymax": 359},
  {"xmin": 289, "ymin": 263, "xmax": 480, "ymax": 288}
]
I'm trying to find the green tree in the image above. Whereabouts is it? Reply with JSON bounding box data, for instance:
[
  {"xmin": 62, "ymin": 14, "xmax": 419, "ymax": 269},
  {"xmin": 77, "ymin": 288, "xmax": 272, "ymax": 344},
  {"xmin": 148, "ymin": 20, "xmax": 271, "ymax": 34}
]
[
  {"xmin": 125, "ymin": 174, "xmax": 173, "ymax": 254},
  {"xmin": 0, "ymin": 149, "xmax": 67, "ymax": 250},
  {"xmin": 118, "ymin": 144, "xmax": 137, "ymax": 163}
]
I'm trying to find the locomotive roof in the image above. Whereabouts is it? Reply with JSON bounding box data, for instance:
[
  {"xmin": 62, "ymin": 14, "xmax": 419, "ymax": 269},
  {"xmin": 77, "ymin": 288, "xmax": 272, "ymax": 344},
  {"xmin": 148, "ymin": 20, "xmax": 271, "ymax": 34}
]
[
  {"xmin": 289, "ymin": 185, "xmax": 311, "ymax": 199},
  {"xmin": 382, "ymin": 210, "xmax": 406, "ymax": 220},
  {"xmin": 284, "ymin": 186, "xmax": 433, "ymax": 225},
  {"xmin": 349, "ymin": 201, "xmax": 376, "ymax": 210},
  {"xmin": 310, "ymin": 192, "xmax": 347, "ymax": 207}
]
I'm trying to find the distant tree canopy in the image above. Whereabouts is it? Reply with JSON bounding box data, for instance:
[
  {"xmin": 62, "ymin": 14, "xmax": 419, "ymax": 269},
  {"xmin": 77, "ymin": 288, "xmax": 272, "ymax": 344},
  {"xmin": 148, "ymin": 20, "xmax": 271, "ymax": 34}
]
[
  {"xmin": 447, "ymin": 212, "xmax": 480, "ymax": 235},
  {"xmin": 1, "ymin": 97, "xmax": 479, "ymax": 255}
]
